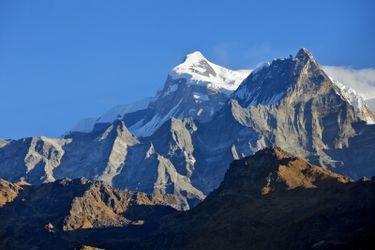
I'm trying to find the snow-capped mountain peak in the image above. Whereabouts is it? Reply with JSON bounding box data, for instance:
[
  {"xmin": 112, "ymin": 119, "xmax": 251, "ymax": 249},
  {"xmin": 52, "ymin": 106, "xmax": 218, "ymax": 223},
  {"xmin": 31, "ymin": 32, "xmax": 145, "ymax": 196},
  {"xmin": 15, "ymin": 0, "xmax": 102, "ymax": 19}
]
[
  {"xmin": 168, "ymin": 51, "xmax": 250, "ymax": 94},
  {"xmin": 233, "ymin": 47, "xmax": 375, "ymax": 125},
  {"xmin": 127, "ymin": 52, "xmax": 250, "ymax": 138},
  {"xmin": 67, "ymin": 52, "xmax": 250, "ymax": 138},
  {"xmin": 183, "ymin": 51, "xmax": 207, "ymax": 63},
  {"xmin": 295, "ymin": 47, "xmax": 314, "ymax": 62}
]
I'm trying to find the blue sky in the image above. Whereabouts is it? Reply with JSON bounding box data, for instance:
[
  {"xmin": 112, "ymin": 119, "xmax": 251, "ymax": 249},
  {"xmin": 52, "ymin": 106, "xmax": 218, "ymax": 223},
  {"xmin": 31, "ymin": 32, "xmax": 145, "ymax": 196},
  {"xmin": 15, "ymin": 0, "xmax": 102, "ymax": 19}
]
[{"xmin": 0, "ymin": 0, "xmax": 374, "ymax": 138}]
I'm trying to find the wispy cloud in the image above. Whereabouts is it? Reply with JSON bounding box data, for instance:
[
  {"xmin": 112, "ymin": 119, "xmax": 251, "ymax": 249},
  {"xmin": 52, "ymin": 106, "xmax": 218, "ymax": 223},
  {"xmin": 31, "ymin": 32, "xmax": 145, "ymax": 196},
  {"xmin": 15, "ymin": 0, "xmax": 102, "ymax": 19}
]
[
  {"xmin": 323, "ymin": 66, "xmax": 375, "ymax": 100},
  {"xmin": 211, "ymin": 42, "xmax": 273, "ymax": 69}
]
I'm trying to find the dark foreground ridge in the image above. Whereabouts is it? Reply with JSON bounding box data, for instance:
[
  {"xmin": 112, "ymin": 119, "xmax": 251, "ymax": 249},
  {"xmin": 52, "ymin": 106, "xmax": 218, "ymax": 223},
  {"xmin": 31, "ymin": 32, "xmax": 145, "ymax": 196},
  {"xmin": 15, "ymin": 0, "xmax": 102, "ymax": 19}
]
[
  {"xmin": 0, "ymin": 178, "xmax": 177, "ymax": 249},
  {"xmin": 1, "ymin": 147, "xmax": 374, "ymax": 249}
]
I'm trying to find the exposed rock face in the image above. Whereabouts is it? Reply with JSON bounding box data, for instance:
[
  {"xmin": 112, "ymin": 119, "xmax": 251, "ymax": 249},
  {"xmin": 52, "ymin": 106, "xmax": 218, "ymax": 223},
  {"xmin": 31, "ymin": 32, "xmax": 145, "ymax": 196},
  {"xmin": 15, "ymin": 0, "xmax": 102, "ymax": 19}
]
[
  {"xmin": 0, "ymin": 139, "xmax": 9, "ymax": 148},
  {"xmin": 0, "ymin": 178, "xmax": 177, "ymax": 249},
  {"xmin": 0, "ymin": 119, "xmax": 204, "ymax": 210},
  {"xmin": 87, "ymin": 118, "xmax": 206, "ymax": 211},
  {"xmin": 233, "ymin": 48, "xmax": 375, "ymax": 151},
  {"xmin": 113, "ymin": 118, "xmax": 205, "ymax": 210},
  {"xmin": 217, "ymin": 147, "xmax": 352, "ymax": 194},
  {"xmin": 0, "ymin": 136, "xmax": 66, "ymax": 183},
  {"xmin": 0, "ymin": 48, "xmax": 375, "ymax": 206},
  {"xmin": 0, "ymin": 179, "xmax": 29, "ymax": 207},
  {"xmin": 63, "ymin": 181, "xmax": 177, "ymax": 231}
]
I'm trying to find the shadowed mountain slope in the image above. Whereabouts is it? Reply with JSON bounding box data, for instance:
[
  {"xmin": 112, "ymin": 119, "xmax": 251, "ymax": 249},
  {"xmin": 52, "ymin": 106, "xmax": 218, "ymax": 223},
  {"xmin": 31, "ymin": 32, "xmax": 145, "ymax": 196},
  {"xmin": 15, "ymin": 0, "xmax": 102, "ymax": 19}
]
[
  {"xmin": 16, "ymin": 147, "xmax": 373, "ymax": 250},
  {"xmin": 0, "ymin": 178, "xmax": 177, "ymax": 249}
]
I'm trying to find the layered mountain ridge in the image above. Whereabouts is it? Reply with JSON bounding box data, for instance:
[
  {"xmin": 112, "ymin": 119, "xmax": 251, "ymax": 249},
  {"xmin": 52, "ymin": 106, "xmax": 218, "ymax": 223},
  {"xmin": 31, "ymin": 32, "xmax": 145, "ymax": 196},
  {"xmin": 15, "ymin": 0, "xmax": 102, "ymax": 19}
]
[
  {"xmin": 0, "ymin": 48, "xmax": 375, "ymax": 208},
  {"xmin": 1, "ymin": 148, "xmax": 373, "ymax": 249},
  {"xmin": 131, "ymin": 147, "xmax": 375, "ymax": 250}
]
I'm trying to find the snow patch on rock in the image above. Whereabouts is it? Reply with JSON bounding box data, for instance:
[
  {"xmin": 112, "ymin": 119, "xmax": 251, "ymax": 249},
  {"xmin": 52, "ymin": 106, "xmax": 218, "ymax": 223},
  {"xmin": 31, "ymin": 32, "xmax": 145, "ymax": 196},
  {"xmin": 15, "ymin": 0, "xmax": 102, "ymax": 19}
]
[
  {"xmin": 193, "ymin": 92, "xmax": 210, "ymax": 102},
  {"xmin": 130, "ymin": 100, "xmax": 183, "ymax": 137}
]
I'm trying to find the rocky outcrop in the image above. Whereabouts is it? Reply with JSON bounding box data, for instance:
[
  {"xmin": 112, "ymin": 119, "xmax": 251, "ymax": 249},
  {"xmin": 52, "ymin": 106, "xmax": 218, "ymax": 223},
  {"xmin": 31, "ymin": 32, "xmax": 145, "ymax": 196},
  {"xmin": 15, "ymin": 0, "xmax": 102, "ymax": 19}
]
[
  {"xmin": 63, "ymin": 181, "xmax": 176, "ymax": 231},
  {"xmin": 0, "ymin": 179, "xmax": 29, "ymax": 207},
  {"xmin": 0, "ymin": 178, "xmax": 177, "ymax": 249}
]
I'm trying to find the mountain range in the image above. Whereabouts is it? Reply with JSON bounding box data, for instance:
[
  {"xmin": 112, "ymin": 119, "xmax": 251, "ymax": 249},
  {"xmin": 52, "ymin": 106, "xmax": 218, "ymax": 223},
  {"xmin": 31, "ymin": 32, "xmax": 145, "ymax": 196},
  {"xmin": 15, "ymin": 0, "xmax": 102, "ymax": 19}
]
[
  {"xmin": 1, "ymin": 147, "xmax": 374, "ymax": 249},
  {"xmin": 0, "ymin": 48, "xmax": 375, "ymax": 210}
]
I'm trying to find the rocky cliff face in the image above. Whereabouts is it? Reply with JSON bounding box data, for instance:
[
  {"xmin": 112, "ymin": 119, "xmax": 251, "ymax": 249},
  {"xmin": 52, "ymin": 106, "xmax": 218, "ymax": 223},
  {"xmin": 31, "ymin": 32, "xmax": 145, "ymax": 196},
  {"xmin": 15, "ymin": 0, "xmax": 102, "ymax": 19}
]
[
  {"xmin": 113, "ymin": 118, "xmax": 205, "ymax": 210},
  {"xmin": 0, "ymin": 119, "xmax": 204, "ymax": 210},
  {"xmin": 0, "ymin": 48, "xmax": 374, "ymax": 206}
]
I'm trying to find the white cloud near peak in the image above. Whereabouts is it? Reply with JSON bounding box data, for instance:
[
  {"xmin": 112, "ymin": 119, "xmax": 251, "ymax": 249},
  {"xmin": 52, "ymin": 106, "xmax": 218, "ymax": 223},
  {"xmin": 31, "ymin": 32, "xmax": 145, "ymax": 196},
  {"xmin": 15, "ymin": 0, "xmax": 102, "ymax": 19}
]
[{"xmin": 323, "ymin": 66, "xmax": 375, "ymax": 100}]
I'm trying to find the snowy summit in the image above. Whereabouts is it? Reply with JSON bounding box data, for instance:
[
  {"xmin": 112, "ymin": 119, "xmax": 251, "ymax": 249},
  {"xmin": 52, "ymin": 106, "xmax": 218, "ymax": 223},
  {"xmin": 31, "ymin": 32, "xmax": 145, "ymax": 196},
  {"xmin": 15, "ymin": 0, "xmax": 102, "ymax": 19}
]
[{"xmin": 169, "ymin": 51, "xmax": 250, "ymax": 95}]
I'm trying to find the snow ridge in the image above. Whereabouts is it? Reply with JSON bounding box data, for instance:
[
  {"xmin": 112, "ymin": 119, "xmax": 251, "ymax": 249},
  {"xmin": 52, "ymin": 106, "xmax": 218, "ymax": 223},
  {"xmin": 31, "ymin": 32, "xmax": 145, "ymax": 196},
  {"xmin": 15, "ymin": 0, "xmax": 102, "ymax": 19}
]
[
  {"xmin": 97, "ymin": 98, "xmax": 151, "ymax": 123},
  {"xmin": 330, "ymin": 77, "xmax": 375, "ymax": 124},
  {"xmin": 67, "ymin": 98, "xmax": 151, "ymax": 134},
  {"xmin": 130, "ymin": 99, "xmax": 183, "ymax": 137}
]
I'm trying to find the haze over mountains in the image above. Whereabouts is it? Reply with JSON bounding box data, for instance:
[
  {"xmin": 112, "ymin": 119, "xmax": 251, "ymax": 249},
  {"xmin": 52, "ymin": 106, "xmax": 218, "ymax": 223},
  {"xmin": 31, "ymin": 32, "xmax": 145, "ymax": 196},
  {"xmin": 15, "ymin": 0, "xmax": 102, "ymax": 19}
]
[{"xmin": 1, "ymin": 48, "xmax": 375, "ymax": 211}]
